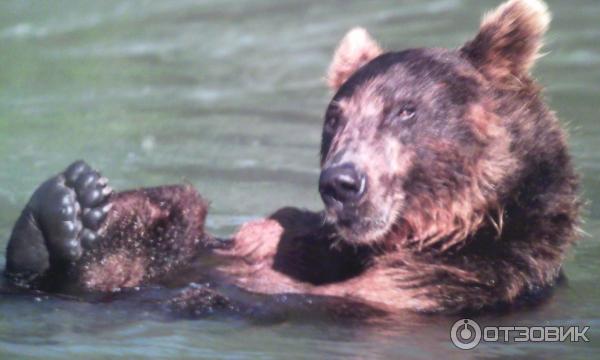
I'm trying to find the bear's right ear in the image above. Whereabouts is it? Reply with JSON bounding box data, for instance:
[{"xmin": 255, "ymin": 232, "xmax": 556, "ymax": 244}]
[
  {"xmin": 461, "ymin": 0, "xmax": 550, "ymax": 85},
  {"xmin": 327, "ymin": 28, "xmax": 383, "ymax": 91}
]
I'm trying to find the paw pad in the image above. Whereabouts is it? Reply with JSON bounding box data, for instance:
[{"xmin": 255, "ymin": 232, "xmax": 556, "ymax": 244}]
[{"xmin": 32, "ymin": 160, "xmax": 113, "ymax": 262}]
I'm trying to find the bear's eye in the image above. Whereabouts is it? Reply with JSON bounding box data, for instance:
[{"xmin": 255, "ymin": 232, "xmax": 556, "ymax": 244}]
[
  {"xmin": 325, "ymin": 116, "xmax": 339, "ymax": 132},
  {"xmin": 324, "ymin": 106, "xmax": 342, "ymax": 132},
  {"xmin": 395, "ymin": 105, "xmax": 416, "ymax": 122}
]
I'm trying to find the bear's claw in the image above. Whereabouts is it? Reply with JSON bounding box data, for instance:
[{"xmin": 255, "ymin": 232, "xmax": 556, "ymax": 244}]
[{"xmin": 5, "ymin": 160, "xmax": 112, "ymax": 283}]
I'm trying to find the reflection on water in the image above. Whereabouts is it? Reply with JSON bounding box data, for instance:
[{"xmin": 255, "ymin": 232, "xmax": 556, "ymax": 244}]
[{"xmin": 0, "ymin": 0, "xmax": 598, "ymax": 358}]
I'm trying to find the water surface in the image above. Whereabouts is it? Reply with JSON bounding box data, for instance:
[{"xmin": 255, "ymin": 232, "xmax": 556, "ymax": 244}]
[{"xmin": 0, "ymin": 0, "xmax": 599, "ymax": 358}]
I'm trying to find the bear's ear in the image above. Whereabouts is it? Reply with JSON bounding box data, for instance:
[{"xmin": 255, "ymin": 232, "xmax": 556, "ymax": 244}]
[
  {"xmin": 327, "ymin": 27, "xmax": 383, "ymax": 91},
  {"xmin": 461, "ymin": 0, "xmax": 550, "ymax": 85}
]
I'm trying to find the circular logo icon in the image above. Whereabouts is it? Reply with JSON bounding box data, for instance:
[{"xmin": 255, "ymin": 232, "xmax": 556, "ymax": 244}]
[{"xmin": 450, "ymin": 319, "xmax": 482, "ymax": 350}]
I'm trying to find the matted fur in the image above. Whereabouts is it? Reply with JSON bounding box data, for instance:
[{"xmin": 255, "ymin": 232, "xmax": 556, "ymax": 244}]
[{"xmin": 398, "ymin": 102, "xmax": 518, "ymax": 252}]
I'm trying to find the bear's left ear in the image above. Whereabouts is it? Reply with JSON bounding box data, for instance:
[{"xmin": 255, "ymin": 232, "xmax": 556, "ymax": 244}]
[
  {"xmin": 327, "ymin": 27, "xmax": 383, "ymax": 91},
  {"xmin": 461, "ymin": 0, "xmax": 550, "ymax": 85}
]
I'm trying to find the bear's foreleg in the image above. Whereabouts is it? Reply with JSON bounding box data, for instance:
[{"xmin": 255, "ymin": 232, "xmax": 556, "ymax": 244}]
[{"xmin": 4, "ymin": 161, "xmax": 223, "ymax": 293}]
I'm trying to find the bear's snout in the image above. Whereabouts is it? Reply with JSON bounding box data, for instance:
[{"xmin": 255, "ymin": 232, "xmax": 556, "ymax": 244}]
[{"xmin": 319, "ymin": 163, "xmax": 367, "ymax": 209}]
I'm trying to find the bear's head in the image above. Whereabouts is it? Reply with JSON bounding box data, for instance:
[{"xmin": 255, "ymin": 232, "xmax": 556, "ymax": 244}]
[{"xmin": 319, "ymin": 0, "xmax": 550, "ymax": 250}]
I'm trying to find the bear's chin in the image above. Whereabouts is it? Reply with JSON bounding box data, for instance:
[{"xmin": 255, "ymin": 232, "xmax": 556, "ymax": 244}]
[
  {"xmin": 332, "ymin": 215, "xmax": 393, "ymax": 245},
  {"xmin": 323, "ymin": 201, "xmax": 399, "ymax": 245}
]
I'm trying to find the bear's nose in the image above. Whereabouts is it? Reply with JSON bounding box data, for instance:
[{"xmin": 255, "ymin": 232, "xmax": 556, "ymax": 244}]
[{"xmin": 319, "ymin": 163, "xmax": 367, "ymax": 207}]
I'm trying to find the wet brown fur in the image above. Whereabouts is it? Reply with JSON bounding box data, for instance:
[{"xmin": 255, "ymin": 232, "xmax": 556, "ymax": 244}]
[{"xmin": 76, "ymin": 185, "xmax": 211, "ymax": 291}]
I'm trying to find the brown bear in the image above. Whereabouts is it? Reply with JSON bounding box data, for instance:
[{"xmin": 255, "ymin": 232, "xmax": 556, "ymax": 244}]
[{"xmin": 3, "ymin": 0, "xmax": 581, "ymax": 316}]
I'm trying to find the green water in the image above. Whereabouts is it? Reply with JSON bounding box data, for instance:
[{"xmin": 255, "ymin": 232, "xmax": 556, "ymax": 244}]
[{"xmin": 0, "ymin": 0, "xmax": 598, "ymax": 358}]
